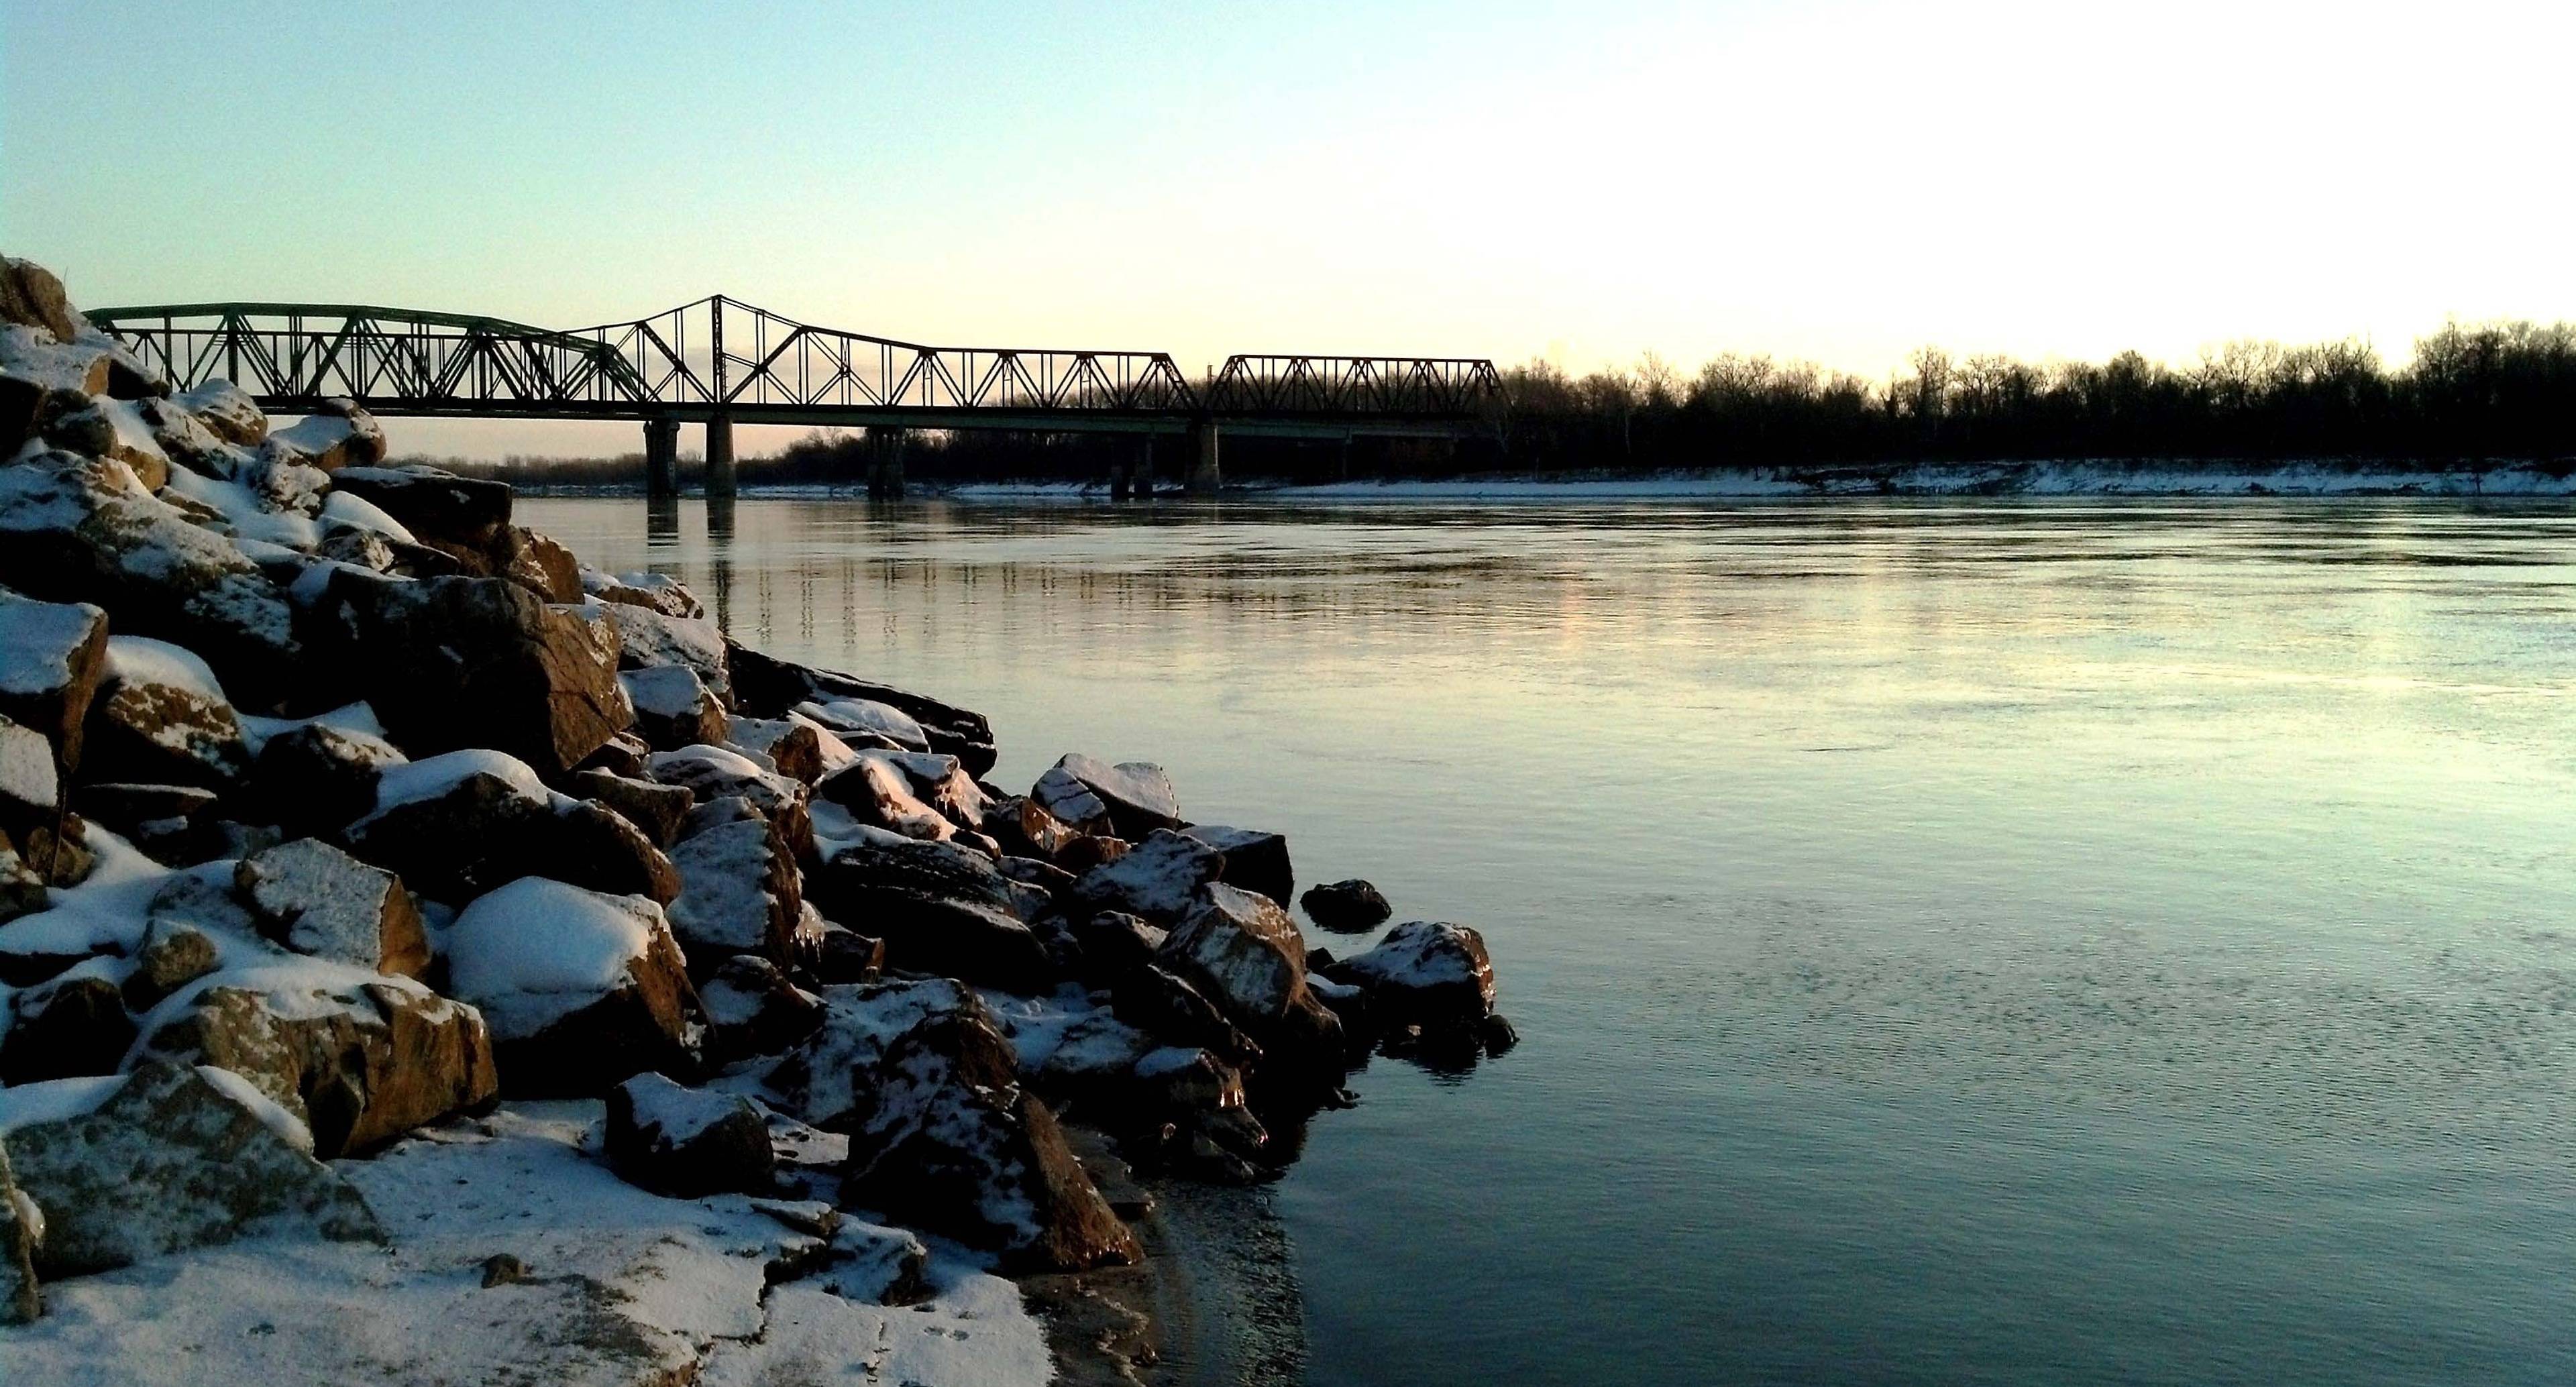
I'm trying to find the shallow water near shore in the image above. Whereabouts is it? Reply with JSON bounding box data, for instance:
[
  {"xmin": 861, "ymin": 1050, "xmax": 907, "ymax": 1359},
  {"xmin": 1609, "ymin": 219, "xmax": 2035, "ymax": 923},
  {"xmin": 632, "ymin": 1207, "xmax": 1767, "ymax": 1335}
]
[{"xmin": 523, "ymin": 494, "xmax": 2576, "ymax": 1386}]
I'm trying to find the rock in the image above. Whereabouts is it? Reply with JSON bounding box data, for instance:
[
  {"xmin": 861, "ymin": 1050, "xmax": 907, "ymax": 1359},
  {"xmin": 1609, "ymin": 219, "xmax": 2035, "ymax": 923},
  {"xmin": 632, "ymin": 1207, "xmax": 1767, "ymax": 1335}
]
[
  {"xmin": 0, "ymin": 451, "xmax": 301, "ymax": 710},
  {"xmin": 985, "ymin": 795, "xmax": 1079, "ymax": 861},
  {"xmin": 136, "ymin": 963, "xmax": 500, "ymax": 1158},
  {"xmin": 1300, "ymin": 878, "xmax": 1393, "ymax": 933},
  {"xmin": 81, "ymin": 635, "xmax": 249, "ymax": 791},
  {"xmin": 264, "ymin": 399, "xmax": 386, "ymax": 473},
  {"xmin": 318, "ymin": 571, "xmax": 632, "ymax": 774},
  {"xmin": 699, "ymin": 954, "xmax": 824, "ymax": 1060},
  {"xmin": 575, "ymin": 730, "xmax": 651, "ymax": 779},
  {"xmin": 338, "ymin": 748, "xmax": 675, "ymax": 906},
  {"xmin": 245, "ymin": 720, "xmax": 406, "ymax": 836},
  {"xmin": 1071, "ymin": 910, "xmax": 1167, "ymax": 981},
  {"xmin": 174, "ymin": 380, "xmax": 266, "ymax": 446},
  {"xmin": 807, "ymin": 828, "xmax": 1053, "ymax": 991},
  {"xmin": 816, "ymin": 753, "xmax": 955, "ymax": 842},
  {"xmin": 1332, "ymin": 920, "xmax": 1498, "ymax": 1026},
  {"xmin": 42, "ymin": 398, "xmax": 171, "ymax": 492},
  {"xmin": 1110, "ymin": 962, "xmax": 1260, "ymax": 1067},
  {"xmin": 479, "ymin": 1252, "xmax": 531, "ymax": 1288},
  {"xmin": 325, "ymin": 464, "xmax": 511, "ymax": 553},
  {"xmin": 235, "ymin": 837, "xmax": 430, "ymax": 977},
  {"xmin": 0, "ymin": 966, "xmax": 135, "ymax": 1083},
  {"xmin": 73, "ymin": 781, "xmax": 217, "ymax": 846},
  {"xmin": 765, "ymin": 977, "xmax": 991, "ymax": 1131},
  {"xmin": 643, "ymin": 744, "xmax": 814, "ymax": 858},
  {"xmin": 605, "ymin": 1072, "xmax": 775, "ymax": 1198},
  {"xmin": 119, "ymin": 918, "xmax": 218, "ymax": 1012},
  {"xmin": 0, "ymin": 1059, "xmax": 383, "ymax": 1276},
  {"xmin": 725, "ymin": 641, "xmax": 998, "ymax": 776},
  {"xmin": 1181, "ymin": 824, "xmax": 1293, "ymax": 905},
  {"xmin": 808, "ymin": 922, "xmax": 885, "ymax": 983},
  {"xmin": 665, "ymin": 812, "xmax": 801, "ymax": 973},
  {"xmin": 441, "ymin": 877, "xmax": 699, "ymax": 1097},
  {"xmin": 1044, "ymin": 755, "xmax": 1181, "ymax": 838},
  {"xmin": 0, "ymin": 714, "xmax": 60, "ymax": 832},
  {"xmin": 1030, "ymin": 765, "xmax": 1112, "ymax": 836},
  {"xmin": 1479, "ymin": 1013, "xmax": 1520, "ymax": 1055},
  {"xmin": 566, "ymin": 768, "xmax": 692, "ymax": 847},
  {"xmin": 490, "ymin": 524, "xmax": 579, "ymax": 602},
  {"xmin": 600, "ymin": 602, "xmax": 731, "ymax": 702},
  {"xmin": 721, "ymin": 716, "xmax": 829, "ymax": 784},
  {"xmin": 619, "ymin": 665, "xmax": 728, "ymax": 750},
  {"xmin": 1057, "ymin": 834, "xmax": 1131, "ymax": 875},
  {"xmin": 0, "ymin": 586, "xmax": 107, "ymax": 771},
  {"xmin": 0, "ymin": 831, "xmax": 48, "ymax": 927},
  {"xmin": 1160, "ymin": 884, "xmax": 1345, "ymax": 1079},
  {"xmin": 0, "ymin": 1138, "xmax": 36, "ymax": 1325},
  {"xmin": 582, "ymin": 569, "xmax": 702, "ymax": 619},
  {"xmin": 1068, "ymin": 828, "xmax": 1226, "ymax": 925},
  {"xmin": 837, "ymin": 997, "xmax": 1138, "ymax": 1272},
  {"xmin": 0, "ymin": 257, "xmax": 80, "ymax": 341},
  {"xmin": 794, "ymin": 696, "xmax": 928, "ymax": 753}
]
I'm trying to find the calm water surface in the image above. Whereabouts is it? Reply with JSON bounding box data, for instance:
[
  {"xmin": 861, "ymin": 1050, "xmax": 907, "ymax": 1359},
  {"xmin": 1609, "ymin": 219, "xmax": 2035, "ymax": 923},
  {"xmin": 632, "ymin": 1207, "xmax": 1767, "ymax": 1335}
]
[{"xmin": 523, "ymin": 496, "xmax": 2576, "ymax": 1386}]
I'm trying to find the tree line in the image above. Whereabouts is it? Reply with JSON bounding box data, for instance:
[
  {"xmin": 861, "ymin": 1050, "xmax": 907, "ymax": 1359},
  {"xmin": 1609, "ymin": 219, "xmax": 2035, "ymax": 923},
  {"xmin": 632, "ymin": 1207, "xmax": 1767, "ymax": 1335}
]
[{"xmin": 408, "ymin": 319, "xmax": 2576, "ymax": 487}]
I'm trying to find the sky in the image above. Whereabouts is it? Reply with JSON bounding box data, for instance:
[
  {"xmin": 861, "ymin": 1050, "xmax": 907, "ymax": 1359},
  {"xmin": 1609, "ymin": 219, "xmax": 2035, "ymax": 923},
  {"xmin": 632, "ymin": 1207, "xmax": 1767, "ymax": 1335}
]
[{"xmin": 7, "ymin": 0, "xmax": 2572, "ymax": 457}]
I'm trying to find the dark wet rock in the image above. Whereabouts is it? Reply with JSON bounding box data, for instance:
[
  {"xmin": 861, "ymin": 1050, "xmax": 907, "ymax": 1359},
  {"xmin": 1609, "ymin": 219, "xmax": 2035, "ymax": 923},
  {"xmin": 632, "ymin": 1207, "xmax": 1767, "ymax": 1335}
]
[
  {"xmin": 71, "ymin": 781, "xmax": 216, "ymax": 857},
  {"xmin": 244, "ymin": 720, "xmax": 406, "ymax": 838},
  {"xmin": 1111, "ymin": 962, "xmax": 1261, "ymax": 1068},
  {"xmin": 137, "ymin": 967, "xmax": 500, "ymax": 1159},
  {"xmin": 0, "ymin": 968, "xmax": 135, "ymax": 1084},
  {"xmin": 325, "ymin": 465, "xmax": 511, "ymax": 554},
  {"xmin": 440, "ymin": 876, "xmax": 698, "ymax": 1097},
  {"xmin": 337, "ymin": 750, "xmax": 676, "ymax": 907},
  {"xmin": 1300, "ymin": 878, "xmax": 1393, "ymax": 933},
  {"xmin": 1070, "ymin": 911, "xmax": 1167, "ymax": 983},
  {"xmin": 314, "ymin": 571, "xmax": 631, "ymax": 775},
  {"xmin": 1068, "ymin": 828, "xmax": 1226, "ymax": 925},
  {"xmin": 235, "ymin": 836, "xmax": 430, "ymax": 977},
  {"xmin": 807, "ymin": 828, "xmax": 1051, "ymax": 991},
  {"xmin": 724, "ymin": 641, "xmax": 997, "ymax": 776},
  {"xmin": 1328, "ymin": 920, "xmax": 1497, "ymax": 1027},
  {"xmin": 0, "ymin": 1060, "xmax": 384, "ymax": 1277},
  {"xmin": 1479, "ymin": 1013, "xmax": 1520, "ymax": 1055},
  {"xmin": 0, "ymin": 586, "xmax": 107, "ymax": 773},
  {"xmin": 605, "ymin": 1072, "xmax": 774, "ymax": 1199},
  {"xmin": 834, "ymin": 992, "xmax": 1138, "ymax": 1272},
  {"xmin": 1180, "ymin": 824, "xmax": 1293, "ymax": 905}
]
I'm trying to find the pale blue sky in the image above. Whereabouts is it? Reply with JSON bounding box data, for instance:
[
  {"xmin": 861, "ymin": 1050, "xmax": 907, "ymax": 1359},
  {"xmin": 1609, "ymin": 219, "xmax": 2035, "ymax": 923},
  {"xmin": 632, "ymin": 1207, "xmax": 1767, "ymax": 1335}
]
[{"xmin": 7, "ymin": 0, "xmax": 2569, "ymax": 456}]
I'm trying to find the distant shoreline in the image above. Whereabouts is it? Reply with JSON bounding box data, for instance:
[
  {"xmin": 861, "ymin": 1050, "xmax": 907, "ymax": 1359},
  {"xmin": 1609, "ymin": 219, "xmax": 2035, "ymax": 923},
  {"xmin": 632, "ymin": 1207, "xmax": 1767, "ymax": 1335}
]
[{"xmin": 498, "ymin": 459, "xmax": 2576, "ymax": 502}]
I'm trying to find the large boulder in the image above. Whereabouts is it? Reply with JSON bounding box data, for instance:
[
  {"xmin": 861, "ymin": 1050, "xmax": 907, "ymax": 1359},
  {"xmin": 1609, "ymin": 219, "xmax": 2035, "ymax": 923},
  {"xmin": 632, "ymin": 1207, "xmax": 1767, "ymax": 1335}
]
[
  {"xmin": 136, "ymin": 962, "xmax": 500, "ymax": 1158},
  {"xmin": 665, "ymin": 811, "xmax": 801, "ymax": 973},
  {"xmin": 0, "ymin": 586, "xmax": 107, "ymax": 772},
  {"xmin": 723, "ymin": 716, "xmax": 835, "ymax": 785},
  {"xmin": 566, "ymin": 767, "xmax": 693, "ymax": 847},
  {"xmin": 488, "ymin": 524, "xmax": 580, "ymax": 602},
  {"xmin": 81, "ymin": 636, "xmax": 250, "ymax": 791},
  {"xmin": 0, "ymin": 1060, "xmax": 384, "ymax": 1277},
  {"xmin": 604, "ymin": 1071, "xmax": 774, "ymax": 1198},
  {"xmin": 1180, "ymin": 824, "xmax": 1293, "ymax": 905},
  {"xmin": 244, "ymin": 718, "xmax": 407, "ymax": 836},
  {"xmin": 173, "ymin": 380, "xmax": 265, "ymax": 446},
  {"xmin": 324, "ymin": 465, "xmax": 511, "ymax": 555},
  {"xmin": 1040, "ymin": 755, "xmax": 1181, "ymax": 839},
  {"xmin": 441, "ymin": 877, "xmax": 698, "ymax": 1096},
  {"xmin": 698, "ymin": 953, "xmax": 824, "ymax": 1060},
  {"xmin": 643, "ymin": 744, "xmax": 814, "ymax": 858},
  {"xmin": 620, "ymin": 665, "xmax": 728, "ymax": 751},
  {"xmin": 1160, "ymin": 884, "xmax": 1345, "ymax": 1078},
  {"xmin": 806, "ymin": 827, "xmax": 1052, "ymax": 991},
  {"xmin": 1068, "ymin": 828, "xmax": 1226, "ymax": 925},
  {"xmin": 337, "ymin": 748, "xmax": 676, "ymax": 906},
  {"xmin": 602, "ymin": 603, "xmax": 732, "ymax": 702},
  {"xmin": 726, "ymin": 642, "xmax": 997, "ymax": 776},
  {"xmin": 41, "ymin": 397, "xmax": 172, "ymax": 492},
  {"xmin": 235, "ymin": 837, "xmax": 430, "ymax": 977},
  {"xmin": 764, "ymin": 977, "xmax": 991, "ymax": 1131},
  {"xmin": 0, "ymin": 451, "xmax": 300, "ymax": 709},
  {"xmin": 1331, "ymin": 920, "xmax": 1498, "ymax": 1026},
  {"xmin": 316, "ymin": 572, "xmax": 633, "ymax": 774},
  {"xmin": 268, "ymin": 399, "xmax": 387, "ymax": 474},
  {"xmin": 0, "ymin": 257, "xmax": 80, "ymax": 341},
  {"xmin": 582, "ymin": 568, "xmax": 702, "ymax": 619},
  {"xmin": 816, "ymin": 753, "xmax": 955, "ymax": 842},
  {"xmin": 837, "ymin": 996, "xmax": 1138, "ymax": 1273},
  {"xmin": 1111, "ymin": 961, "xmax": 1261, "ymax": 1067}
]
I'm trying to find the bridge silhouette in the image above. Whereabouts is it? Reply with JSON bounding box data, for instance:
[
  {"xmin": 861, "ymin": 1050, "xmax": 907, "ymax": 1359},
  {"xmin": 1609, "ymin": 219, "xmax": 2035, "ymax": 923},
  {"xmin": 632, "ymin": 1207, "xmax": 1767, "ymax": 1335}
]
[{"xmin": 87, "ymin": 296, "xmax": 1501, "ymax": 496}]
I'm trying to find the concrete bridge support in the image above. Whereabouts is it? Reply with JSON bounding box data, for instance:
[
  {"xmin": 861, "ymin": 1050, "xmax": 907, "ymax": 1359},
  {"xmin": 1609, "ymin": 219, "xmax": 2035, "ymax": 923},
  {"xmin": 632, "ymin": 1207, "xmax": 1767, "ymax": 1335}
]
[
  {"xmin": 1187, "ymin": 421, "xmax": 1221, "ymax": 494},
  {"xmin": 867, "ymin": 429, "xmax": 906, "ymax": 500},
  {"xmin": 704, "ymin": 414, "xmax": 737, "ymax": 499},
  {"xmin": 643, "ymin": 417, "xmax": 680, "ymax": 498}
]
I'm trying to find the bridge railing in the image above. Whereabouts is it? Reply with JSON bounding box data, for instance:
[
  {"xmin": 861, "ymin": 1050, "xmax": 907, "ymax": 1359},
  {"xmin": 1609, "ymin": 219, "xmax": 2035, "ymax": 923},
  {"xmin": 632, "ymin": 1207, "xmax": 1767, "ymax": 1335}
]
[{"xmin": 1207, "ymin": 355, "xmax": 1504, "ymax": 419}]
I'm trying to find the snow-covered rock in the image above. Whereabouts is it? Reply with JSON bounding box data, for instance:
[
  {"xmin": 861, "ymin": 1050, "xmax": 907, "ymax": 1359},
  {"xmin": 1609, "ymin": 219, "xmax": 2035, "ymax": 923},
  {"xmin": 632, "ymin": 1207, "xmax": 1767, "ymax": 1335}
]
[
  {"xmin": 605, "ymin": 1072, "xmax": 773, "ymax": 1198},
  {"xmin": 269, "ymin": 400, "xmax": 384, "ymax": 474},
  {"xmin": 808, "ymin": 830, "xmax": 1053, "ymax": 991},
  {"xmin": 337, "ymin": 747, "xmax": 675, "ymax": 906},
  {"xmin": 565, "ymin": 767, "xmax": 692, "ymax": 846},
  {"xmin": 600, "ymin": 601, "xmax": 731, "ymax": 700},
  {"xmin": 135, "ymin": 958, "xmax": 499, "ymax": 1158},
  {"xmin": 172, "ymin": 379, "xmax": 265, "ymax": 447},
  {"xmin": 1042, "ymin": 754, "xmax": 1181, "ymax": 838},
  {"xmin": 119, "ymin": 917, "xmax": 217, "ymax": 1012},
  {"xmin": 0, "ymin": 1059, "xmax": 382, "ymax": 1277},
  {"xmin": 1160, "ymin": 883, "xmax": 1346, "ymax": 1079},
  {"xmin": 244, "ymin": 718, "xmax": 405, "ymax": 836},
  {"xmin": 0, "ymin": 714, "xmax": 60, "ymax": 830},
  {"xmin": 722, "ymin": 714, "xmax": 836, "ymax": 784},
  {"xmin": 1069, "ymin": 827, "xmax": 1226, "ymax": 924},
  {"xmin": 83, "ymin": 636, "xmax": 248, "ymax": 790},
  {"xmin": 1181, "ymin": 823, "xmax": 1293, "ymax": 905},
  {"xmin": 699, "ymin": 954, "xmax": 823, "ymax": 1060},
  {"xmin": 325, "ymin": 463, "xmax": 511, "ymax": 553},
  {"xmin": 817, "ymin": 751, "xmax": 955, "ymax": 841},
  {"xmin": 235, "ymin": 837, "xmax": 429, "ymax": 977},
  {"xmin": 796, "ymin": 696, "xmax": 928, "ymax": 752},
  {"xmin": 582, "ymin": 567, "xmax": 702, "ymax": 619},
  {"xmin": 643, "ymin": 743, "xmax": 814, "ymax": 856},
  {"xmin": 619, "ymin": 663, "xmax": 727, "ymax": 750},
  {"xmin": 0, "ymin": 586, "xmax": 107, "ymax": 772},
  {"xmin": 0, "ymin": 962, "xmax": 133, "ymax": 1083},
  {"xmin": 0, "ymin": 1135, "xmax": 36, "ymax": 1325},
  {"xmin": 1331, "ymin": 920, "xmax": 1498, "ymax": 1025},
  {"xmin": 442, "ymin": 877, "xmax": 697, "ymax": 1096},
  {"xmin": 665, "ymin": 812, "xmax": 800, "ymax": 973},
  {"xmin": 725, "ymin": 641, "xmax": 998, "ymax": 776}
]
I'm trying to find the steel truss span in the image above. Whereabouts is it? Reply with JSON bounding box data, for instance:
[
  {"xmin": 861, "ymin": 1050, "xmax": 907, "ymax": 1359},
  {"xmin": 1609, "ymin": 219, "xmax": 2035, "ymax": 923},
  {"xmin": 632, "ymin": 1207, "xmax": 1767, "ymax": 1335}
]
[{"xmin": 88, "ymin": 297, "xmax": 1500, "ymax": 437}]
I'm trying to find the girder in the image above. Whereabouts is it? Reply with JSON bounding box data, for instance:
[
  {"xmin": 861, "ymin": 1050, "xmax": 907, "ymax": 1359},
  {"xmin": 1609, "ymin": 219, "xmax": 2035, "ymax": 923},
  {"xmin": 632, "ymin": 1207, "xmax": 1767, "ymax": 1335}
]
[{"xmin": 87, "ymin": 297, "xmax": 1497, "ymax": 437}]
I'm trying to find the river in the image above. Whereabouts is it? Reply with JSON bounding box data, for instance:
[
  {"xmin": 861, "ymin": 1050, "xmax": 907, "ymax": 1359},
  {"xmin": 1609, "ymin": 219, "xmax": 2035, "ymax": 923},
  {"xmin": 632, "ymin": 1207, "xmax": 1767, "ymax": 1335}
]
[{"xmin": 522, "ymin": 494, "xmax": 2576, "ymax": 1386}]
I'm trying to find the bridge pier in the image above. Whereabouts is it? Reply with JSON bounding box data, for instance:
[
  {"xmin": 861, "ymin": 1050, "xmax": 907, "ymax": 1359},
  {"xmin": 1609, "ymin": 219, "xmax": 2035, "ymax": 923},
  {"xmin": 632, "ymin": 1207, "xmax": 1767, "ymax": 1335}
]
[
  {"xmin": 643, "ymin": 418, "xmax": 680, "ymax": 498},
  {"xmin": 867, "ymin": 429, "xmax": 906, "ymax": 500},
  {"xmin": 704, "ymin": 414, "xmax": 737, "ymax": 499},
  {"xmin": 1187, "ymin": 421, "xmax": 1220, "ymax": 494}
]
